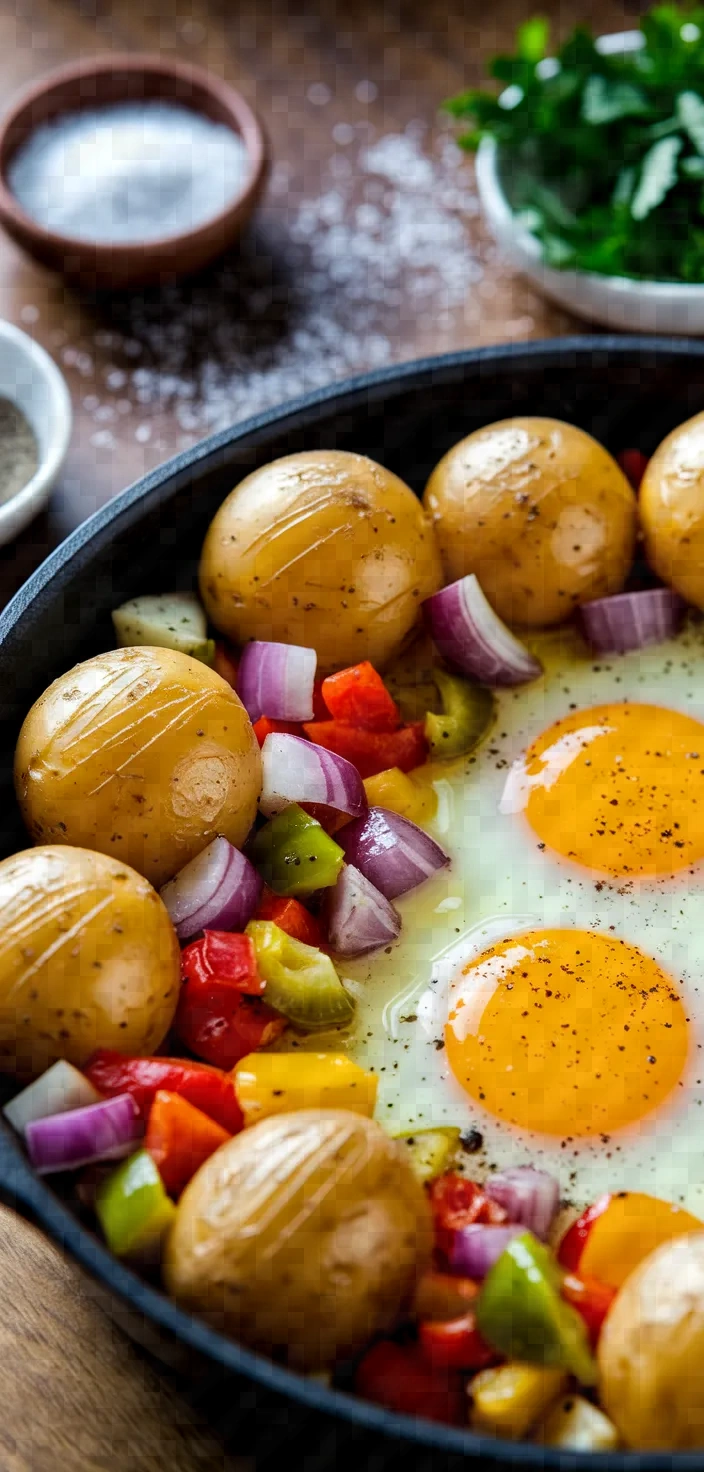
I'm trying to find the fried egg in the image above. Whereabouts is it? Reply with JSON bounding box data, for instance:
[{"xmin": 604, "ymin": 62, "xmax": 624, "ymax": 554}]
[{"xmin": 295, "ymin": 619, "xmax": 704, "ymax": 1214}]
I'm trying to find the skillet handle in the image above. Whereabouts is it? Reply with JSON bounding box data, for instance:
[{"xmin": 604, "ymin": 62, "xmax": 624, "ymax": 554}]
[{"xmin": 0, "ymin": 1121, "xmax": 45, "ymax": 1222}]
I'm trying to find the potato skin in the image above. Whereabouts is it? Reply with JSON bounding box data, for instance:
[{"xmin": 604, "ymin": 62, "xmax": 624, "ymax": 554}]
[
  {"xmin": 163, "ymin": 1108, "xmax": 433, "ymax": 1370},
  {"xmin": 14, "ymin": 646, "xmax": 261, "ymax": 887},
  {"xmin": 423, "ymin": 417, "xmax": 636, "ymax": 627},
  {"xmin": 598, "ymin": 1232, "xmax": 704, "ymax": 1449},
  {"xmin": 0, "ymin": 846, "xmax": 179, "ymax": 1080},
  {"xmin": 199, "ymin": 450, "xmax": 442, "ymax": 673},
  {"xmin": 640, "ymin": 411, "xmax": 704, "ymax": 609}
]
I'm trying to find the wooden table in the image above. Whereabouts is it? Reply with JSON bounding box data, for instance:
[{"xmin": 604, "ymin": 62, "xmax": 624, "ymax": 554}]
[{"xmin": 0, "ymin": 0, "xmax": 642, "ymax": 1465}]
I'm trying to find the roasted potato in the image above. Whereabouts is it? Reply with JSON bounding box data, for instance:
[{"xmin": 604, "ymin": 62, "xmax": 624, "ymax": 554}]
[
  {"xmin": 0, "ymin": 845, "xmax": 179, "ymax": 1080},
  {"xmin": 598, "ymin": 1231, "xmax": 704, "ymax": 1449},
  {"xmin": 198, "ymin": 450, "xmax": 442, "ymax": 673},
  {"xmin": 640, "ymin": 411, "xmax": 704, "ymax": 609},
  {"xmin": 14, "ymin": 646, "xmax": 261, "ymax": 887},
  {"xmin": 164, "ymin": 1108, "xmax": 432, "ymax": 1370},
  {"xmin": 423, "ymin": 418, "xmax": 636, "ymax": 627}
]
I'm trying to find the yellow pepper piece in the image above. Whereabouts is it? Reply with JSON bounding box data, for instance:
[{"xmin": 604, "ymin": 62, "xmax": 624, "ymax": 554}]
[
  {"xmin": 363, "ymin": 767, "xmax": 436, "ymax": 824},
  {"xmin": 535, "ymin": 1395, "xmax": 620, "ymax": 1451},
  {"xmin": 233, "ymin": 1051, "xmax": 378, "ymax": 1127},
  {"xmin": 470, "ymin": 1364, "xmax": 568, "ymax": 1440},
  {"xmin": 390, "ymin": 1126, "xmax": 460, "ymax": 1183},
  {"xmin": 578, "ymin": 1192, "xmax": 702, "ymax": 1289}
]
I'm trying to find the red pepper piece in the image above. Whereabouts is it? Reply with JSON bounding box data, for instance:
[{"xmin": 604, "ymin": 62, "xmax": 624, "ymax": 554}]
[
  {"xmin": 145, "ymin": 1089, "xmax": 231, "ymax": 1197},
  {"xmin": 253, "ymin": 715, "xmax": 304, "ymax": 747},
  {"xmin": 180, "ymin": 931, "xmax": 265, "ymax": 997},
  {"xmin": 213, "ymin": 642, "xmax": 239, "ymax": 688},
  {"xmin": 302, "ymin": 719, "xmax": 428, "ymax": 778},
  {"xmin": 84, "ymin": 1050, "xmax": 243, "ymax": 1133},
  {"xmin": 354, "ymin": 1340, "xmax": 466, "ymax": 1426},
  {"xmin": 429, "ymin": 1173, "xmax": 508, "ymax": 1259},
  {"xmin": 617, "ymin": 448, "xmax": 649, "ymax": 491},
  {"xmin": 557, "ymin": 1193, "xmax": 611, "ymax": 1273},
  {"xmin": 312, "ymin": 679, "xmax": 330, "ymax": 720},
  {"xmin": 254, "ymin": 889, "xmax": 325, "ymax": 948},
  {"xmin": 321, "ymin": 661, "xmax": 400, "ymax": 732},
  {"xmin": 419, "ymin": 1312, "xmax": 498, "ymax": 1371},
  {"xmin": 560, "ymin": 1271, "xmax": 616, "ymax": 1347}
]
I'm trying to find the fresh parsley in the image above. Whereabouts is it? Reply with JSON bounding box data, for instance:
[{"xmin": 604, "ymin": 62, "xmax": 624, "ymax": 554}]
[{"xmin": 446, "ymin": 5, "xmax": 704, "ymax": 281}]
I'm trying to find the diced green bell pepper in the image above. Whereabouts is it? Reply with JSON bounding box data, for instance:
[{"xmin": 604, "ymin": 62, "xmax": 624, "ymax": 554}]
[
  {"xmin": 424, "ymin": 669, "xmax": 494, "ymax": 760},
  {"xmin": 95, "ymin": 1149, "xmax": 176, "ymax": 1261},
  {"xmin": 476, "ymin": 1231, "xmax": 597, "ymax": 1386},
  {"xmin": 246, "ymin": 920, "xmax": 354, "ymax": 1030},
  {"xmin": 248, "ymin": 804, "xmax": 345, "ymax": 896},
  {"xmin": 390, "ymin": 1125, "xmax": 461, "ymax": 1182}
]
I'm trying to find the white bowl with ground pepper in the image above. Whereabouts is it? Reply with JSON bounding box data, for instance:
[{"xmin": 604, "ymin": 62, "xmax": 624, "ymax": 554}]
[{"xmin": 0, "ymin": 320, "xmax": 71, "ymax": 544}]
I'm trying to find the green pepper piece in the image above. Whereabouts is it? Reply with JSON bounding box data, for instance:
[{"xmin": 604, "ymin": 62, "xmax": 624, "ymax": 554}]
[
  {"xmin": 476, "ymin": 1231, "xmax": 597, "ymax": 1386},
  {"xmin": 389, "ymin": 1125, "xmax": 461, "ymax": 1183},
  {"xmin": 246, "ymin": 920, "xmax": 354, "ymax": 1030},
  {"xmin": 95, "ymin": 1149, "xmax": 176, "ymax": 1260},
  {"xmin": 424, "ymin": 669, "xmax": 494, "ymax": 759},
  {"xmin": 249, "ymin": 804, "xmax": 345, "ymax": 896}
]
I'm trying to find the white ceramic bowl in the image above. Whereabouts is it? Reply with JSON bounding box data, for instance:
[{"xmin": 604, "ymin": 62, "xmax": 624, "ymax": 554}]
[
  {"xmin": 0, "ymin": 319, "xmax": 72, "ymax": 544},
  {"xmin": 475, "ymin": 30, "xmax": 704, "ymax": 335}
]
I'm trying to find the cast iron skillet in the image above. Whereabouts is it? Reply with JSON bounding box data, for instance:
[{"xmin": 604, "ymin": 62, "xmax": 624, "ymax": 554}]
[{"xmin": 1, "ymin": 337, "xmax": 704, "ymax": 1471}]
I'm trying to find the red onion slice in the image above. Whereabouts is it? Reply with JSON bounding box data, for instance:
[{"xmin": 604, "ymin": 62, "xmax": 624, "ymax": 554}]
[
  {"xmin": 340, "ymin": 807, "xmax": 450, "ymax": 900},
  {"xmin": 325, "ymin": 864, "xmax": 401, "ymax": 956},
  {"xmin": 485, "ymin": 1166, "xmax": 560, "ymax": 1242},
  {"xmin": 260, "ymin": 733, "xmax": 368, "ymax": 820},
  {"xmin": 4, "ymin": 1060, "xmax": 101, "ymax": 1137},
  {"xmin": 26, "ymin": 1093, "xmax": 141, "ymax": 1175},
  {"xmin": 578, "ymin": 588, "xmax": 686, "ymax": 655},
  {"xmin": 237, "ymin": 641, "xmax": 317, "ymax": 722},
  {"xmin": 423, "ymin": 575, "xmax": 541, "ymax": 687},
  {"xmin": 160, "ymin": 836, "xmax": 263, "ymax": 941},
  {"xmin": 449, "ymin": 1223, "xmax": 523, "ymax": 1278}
]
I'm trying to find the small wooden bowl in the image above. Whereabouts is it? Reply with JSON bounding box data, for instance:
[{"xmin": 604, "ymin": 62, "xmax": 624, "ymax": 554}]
[{"xmin": 0, "ymin": 55, "xmax": 268, "ymax": 290}]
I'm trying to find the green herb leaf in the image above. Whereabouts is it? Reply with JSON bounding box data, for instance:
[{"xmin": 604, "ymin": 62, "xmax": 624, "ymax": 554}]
[
  {"xmin": 631, "ymin": 135, "xmax": 683, "ymax": 218},
  {"xmin": 678, "ymin": 90, "xmax": 704, "ymax": 152},
  {"xmin": 612, "ymin": 167, "xmax": 636, "ymax": 206},
  {"xmin": 682, "ymin": 153, "xmax": 704, "ymax": 176},
  {"xmin": 582, "ymin": 75, "xmax": 650, "ymax": 124},
  {"xmin": 517, "ymin": 16, "xmax": 549, "ymax": 63}
]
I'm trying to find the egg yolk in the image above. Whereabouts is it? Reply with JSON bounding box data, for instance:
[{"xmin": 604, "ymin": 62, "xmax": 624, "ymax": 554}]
[
  {"xmin": 503, "ymin": 702, "xmax": 704, "ymax": 878},
  {"xmin": 445, "ymin": 927, "xmax": 688, "ymax": 1137}
]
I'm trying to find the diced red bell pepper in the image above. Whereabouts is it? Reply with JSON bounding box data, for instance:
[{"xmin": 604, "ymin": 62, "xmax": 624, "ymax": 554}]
[
  {"xmin": 145, "ymin": 1089, "xmax": 231, "ymax": 1197},
  {"xmin": 312, "ymin": 679, "xmax": 330, "ymax": 720},
  {"xmin": 84, "ymin": 1050, "xmax": 243, "ymax": 1134},
  {"xmin": 253, "ymin": 715, "xmax": 303, "ymax": 747},
  {"xmin": 560, "ymin": 1272, "xmax": 616, "ymax": 1347},
  {"xmin": 254, "ymin": 888, "xmax": 325, "ymax": 948},
  {"xmin": 617, "ymin": 448, "xmax": 649, "ymax": 491},
  {"xmin": 180, "ymin": 931, "xmax": 265, "ymax": 996},
  {"xmin": 302, "ymin": 719, "xmax": 428, "ymax": 779},
  {"xmin": 429, "ymin": 1173, "xmax": 508, "ymax": 1259},
  {"xmin": 557, "ymin": 1194, "xmax": 611, "ymax": 1273},
  {"xmin": 418, "ymin": 1312, "xmax": 498, "ymax": 1372},
  {"xmin": 213, "ymin": 642, "xmax": 239, "ymax": 688},
  {"xmin": 354, "ymin": 1340, "xmax": 466, "ymax": 1425},
  {"xmin": 321, "ymin": 661, "xmax": 400, "ymax": 732}
]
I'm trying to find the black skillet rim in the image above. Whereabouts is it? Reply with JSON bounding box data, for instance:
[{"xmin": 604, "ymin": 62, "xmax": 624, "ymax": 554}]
[{"xmin": 2, "ymin": 334, "xmax": 704, "ymax": 1469}]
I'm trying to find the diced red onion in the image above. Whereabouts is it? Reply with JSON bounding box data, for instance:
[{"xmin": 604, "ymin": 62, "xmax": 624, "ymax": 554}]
[
  {"xmin": 25, "ymin": 1093, "xmax": 141, "ymax": 1175},
  {"xmin": 3, "ymin": 1060, "xmax": 101, "ymax": 1137},
  {"xmin": 449, "ymin": 1223, "xmax": 523, "ymax": 1278},
  {"xmin": 160, "ymin": 836, "xmax": 262, "ymax": 941},
  {"xmin": 423, "ymin": 575, "xmax": 541, "ymax": 687},
  {"xmin": 237, "ymin": 641, "xmax": 317, "ymax": 722},
  {"xmin": 325, "ymin": 864, "xmax": 401, "ymax": 956},
  {"xmin": 485, "ymin": 1166, "xmax": 560, "ymax": 1242},
  {"xmin": 260, "ymin": 733, "xmax": 368, "ymax": 820},
  {"xmin": 578, "ymin": 588, "xmax": 686, "ymax": 655},
  {"xmin": 339, "ymin": 807, "xmax": 450, "ymax": 900}
]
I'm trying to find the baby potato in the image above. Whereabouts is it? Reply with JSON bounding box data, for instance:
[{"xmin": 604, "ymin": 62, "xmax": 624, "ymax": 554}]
[
  {"xmin": 163, "ymin": 1108, "xmax": 432, "ymax": 1370},
  {"xmin": 423, "ymin": 418, "xmax": 636, "ymax": 627},
  {"xmin": 199, "ymin": 450, "xmax": 442, "ymax": 673},
  {"xmin": 15, "ymin": 646, "xmax": 261, "ymax": 887},
  {"xmin": 0, "ymin": 846, "xmax": 179, "ymax": 1080},
  {"xmin": 598, "ymin": 1231, "xmax": 704, "ymax": 1449},
  {"xmin": 640, "ymin": 411, "xmax": 704, "ymax": 609}
]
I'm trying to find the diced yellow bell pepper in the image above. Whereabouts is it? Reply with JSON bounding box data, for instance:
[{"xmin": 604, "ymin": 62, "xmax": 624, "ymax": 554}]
[
  {"xmin": 233, "ymin": 1051, "xmax": 377, "ymax": 1126},
  {"xmin": 535, "ymin": 1395, "xmax": 620, "ymax": 1451},
  {"xmin": 390, "ymin": 1126, "xmax": 460, "ymax": 1183},
  {"xmin": 469, "ymin": 1364, "xmax": 568, "ymax": 1440},
  {"xmin": 363, "ymin": 767, "xmax": 436, "ymax": 825}
]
